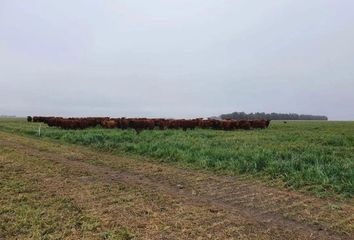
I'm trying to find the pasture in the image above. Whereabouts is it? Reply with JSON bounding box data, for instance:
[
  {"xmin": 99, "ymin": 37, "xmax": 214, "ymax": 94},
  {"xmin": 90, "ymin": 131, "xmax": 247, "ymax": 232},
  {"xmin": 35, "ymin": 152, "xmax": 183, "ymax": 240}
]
[
  {"xmin": 1, "ymin": 118, "xmax": 354, "ymax": 239},
  {"xmin": 0, "ymin": 118, "xmax": 353, "ymax": 197}
]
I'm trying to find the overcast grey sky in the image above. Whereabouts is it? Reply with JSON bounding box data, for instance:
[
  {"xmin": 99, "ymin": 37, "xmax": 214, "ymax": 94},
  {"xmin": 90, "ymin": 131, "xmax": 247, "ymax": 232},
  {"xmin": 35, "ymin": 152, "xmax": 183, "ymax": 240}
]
[{"xmin": 1, "ymin": 0, "xmax": 353, "ymax": 120}]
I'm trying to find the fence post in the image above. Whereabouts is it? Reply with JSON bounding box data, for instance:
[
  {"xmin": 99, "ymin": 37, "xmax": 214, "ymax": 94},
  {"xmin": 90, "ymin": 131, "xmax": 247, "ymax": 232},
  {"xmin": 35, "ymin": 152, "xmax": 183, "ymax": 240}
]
[{"xmin": 38, "ymin": 123, "xmax": 41, "ymax": 137}]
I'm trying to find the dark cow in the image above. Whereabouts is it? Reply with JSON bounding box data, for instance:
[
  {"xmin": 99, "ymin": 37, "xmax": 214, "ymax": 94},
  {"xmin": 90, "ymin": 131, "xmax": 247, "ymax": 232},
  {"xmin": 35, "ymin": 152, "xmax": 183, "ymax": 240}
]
[
  {"xmin": 128, "ymin": 119, "xmax": 155, "ymax": 133},
  {"xmin": 266, "ymin": 120, "xmax": 271, "ymax": 128},
  {"xmin": 238, "ymin": 120, "xmax": 251, "ymax": 130},
  {"xmin": 250, "ymin": 120, "xmax": 267, "ymax": 129}
]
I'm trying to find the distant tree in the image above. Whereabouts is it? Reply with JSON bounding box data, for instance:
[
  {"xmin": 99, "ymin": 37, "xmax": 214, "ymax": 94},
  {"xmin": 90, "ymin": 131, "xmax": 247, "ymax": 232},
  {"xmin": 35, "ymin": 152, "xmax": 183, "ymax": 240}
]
[{"xmin": 220, "ymin": 112, "xmax": 328, "ymax": 120}]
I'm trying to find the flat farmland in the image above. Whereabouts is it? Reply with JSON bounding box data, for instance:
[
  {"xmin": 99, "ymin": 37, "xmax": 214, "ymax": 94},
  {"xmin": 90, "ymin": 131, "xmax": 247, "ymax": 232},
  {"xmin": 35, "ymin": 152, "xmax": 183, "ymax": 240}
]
[
  {"xmin": 1, "ymin": 119, "xmax": 353, "ymax": 197},
  {"xmin": 0, "ymin": 118, "xmax": 353, "ymax": 239}
]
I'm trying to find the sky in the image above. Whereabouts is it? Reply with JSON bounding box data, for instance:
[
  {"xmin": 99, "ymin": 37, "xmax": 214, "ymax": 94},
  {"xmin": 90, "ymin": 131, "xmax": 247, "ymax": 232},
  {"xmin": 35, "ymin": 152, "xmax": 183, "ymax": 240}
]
[{"xmin": 0, "ymin": 0, "xmax": 353, "ymax": 120}]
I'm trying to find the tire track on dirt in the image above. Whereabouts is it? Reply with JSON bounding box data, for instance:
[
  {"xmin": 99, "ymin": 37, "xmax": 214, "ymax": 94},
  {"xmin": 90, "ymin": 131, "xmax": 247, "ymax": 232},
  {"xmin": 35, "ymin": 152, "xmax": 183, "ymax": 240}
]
[{"xmin": 0, "ymin": 133, "xmax": 353, "ymax": 239}]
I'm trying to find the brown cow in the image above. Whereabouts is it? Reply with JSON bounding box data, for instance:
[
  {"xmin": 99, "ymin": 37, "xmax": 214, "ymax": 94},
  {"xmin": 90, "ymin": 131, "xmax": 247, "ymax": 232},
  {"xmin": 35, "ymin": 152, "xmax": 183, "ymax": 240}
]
[
  {"xmin": 101, "ymin": 119, "xmax": 117, "ymax": 129},
  {"xmin": 33, "ymin": 116, "xmax": 271, "ymax": 132},
  {"xmin": 220, "ymin": 120, "xmax": 233, "ymax": 131}
]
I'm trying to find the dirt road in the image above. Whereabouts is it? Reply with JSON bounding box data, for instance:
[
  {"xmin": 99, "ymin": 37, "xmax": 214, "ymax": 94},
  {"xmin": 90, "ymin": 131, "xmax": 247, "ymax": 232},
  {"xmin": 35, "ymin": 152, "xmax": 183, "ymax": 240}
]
[{"xmin": 0, "ymin": 131, "xmax": 353, "ymax": 239}]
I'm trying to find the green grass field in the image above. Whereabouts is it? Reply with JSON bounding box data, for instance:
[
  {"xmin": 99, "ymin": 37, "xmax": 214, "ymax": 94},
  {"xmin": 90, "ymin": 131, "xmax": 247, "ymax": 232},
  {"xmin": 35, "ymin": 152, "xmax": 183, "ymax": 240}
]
[{"xmin": 0, "ymin": 118, "xmax": 353, "ymax": 197}]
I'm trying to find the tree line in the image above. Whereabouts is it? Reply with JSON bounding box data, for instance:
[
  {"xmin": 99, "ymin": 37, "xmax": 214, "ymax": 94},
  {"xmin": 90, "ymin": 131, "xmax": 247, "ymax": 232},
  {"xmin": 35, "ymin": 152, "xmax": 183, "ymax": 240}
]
[{"xmin": 220, "ymin": 112, "xmax": 328, "ymax": 120}]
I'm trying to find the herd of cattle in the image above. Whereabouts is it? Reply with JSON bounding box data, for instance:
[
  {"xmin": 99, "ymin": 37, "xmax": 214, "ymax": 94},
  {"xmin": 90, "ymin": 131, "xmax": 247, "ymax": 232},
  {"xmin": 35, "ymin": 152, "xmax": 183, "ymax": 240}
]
[{"xmin": 27, "ymin": 116, "xmax": 271, "ymax": 132}]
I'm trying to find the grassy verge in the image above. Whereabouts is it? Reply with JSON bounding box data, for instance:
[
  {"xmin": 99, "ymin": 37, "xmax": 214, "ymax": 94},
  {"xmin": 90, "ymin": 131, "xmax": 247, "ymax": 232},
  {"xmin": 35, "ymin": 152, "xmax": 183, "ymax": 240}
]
[
  {"xmin": 0, "ymin": 118, "xmax": 353, "ymax": 197},
  {"xmin": 0, "ymin": 144, "xmax": 133, "ymax": 240}
]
